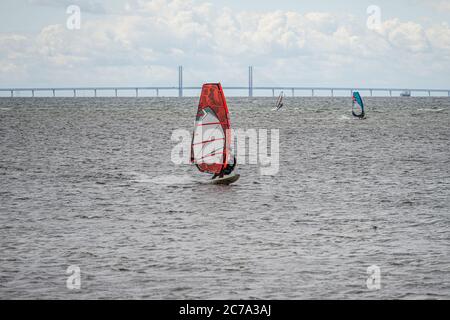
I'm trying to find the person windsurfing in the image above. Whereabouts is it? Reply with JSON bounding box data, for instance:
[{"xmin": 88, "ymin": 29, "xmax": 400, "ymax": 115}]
[
  {"xmin": 274, "ymin": 91, "xmax": 284, "ymax": 110},
  {"xmin": 191, "ymin": 83, "xmax": 240, "ymax": 185},
  {"xmin": 212, "ymin": 154, "xmax": 236, "ymax": 180},
  {"xmin": 352, "ymin": 91, "xmax": 366, "ymax": 119}
]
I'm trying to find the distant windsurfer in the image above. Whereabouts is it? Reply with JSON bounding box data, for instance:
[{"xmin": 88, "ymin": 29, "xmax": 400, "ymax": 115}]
[
  {"xmin": 275, "ymin": 92, "xmax": 284, "ymax": 110},
  {"xmin": 352, "ymin": 92, "xmax": 366, "ymax": 119}
]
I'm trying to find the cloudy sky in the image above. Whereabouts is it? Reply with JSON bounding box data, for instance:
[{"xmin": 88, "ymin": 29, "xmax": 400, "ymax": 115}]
[{"xmin": 0, "ymin": 0, "xmax": 449, "ymax": 91}]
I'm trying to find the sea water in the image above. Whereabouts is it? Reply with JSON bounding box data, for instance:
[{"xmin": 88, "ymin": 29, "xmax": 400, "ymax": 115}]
[{"xmin": 0, "ymin": 97, "xmax": 449, "ymax": 299}]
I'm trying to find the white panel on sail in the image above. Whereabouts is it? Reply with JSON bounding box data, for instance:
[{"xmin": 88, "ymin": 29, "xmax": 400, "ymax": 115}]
[
  {"xmin": 192, "ymin": 110, "xmax": 225, "ymax": 165},
  {"xmin": 200, "ymin": 111, "xmax": 220, "ymax": 125}
]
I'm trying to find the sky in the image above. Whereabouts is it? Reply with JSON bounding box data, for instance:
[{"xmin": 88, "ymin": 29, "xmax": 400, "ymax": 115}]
[{"xmin": 0, "ymin": 0, "xmax": 450, "ymax": 90}]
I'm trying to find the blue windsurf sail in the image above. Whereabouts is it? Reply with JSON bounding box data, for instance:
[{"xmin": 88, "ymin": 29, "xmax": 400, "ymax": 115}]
[{"xmin": 352, "ymin": 92, "xmax": 365, "ymax": 118}]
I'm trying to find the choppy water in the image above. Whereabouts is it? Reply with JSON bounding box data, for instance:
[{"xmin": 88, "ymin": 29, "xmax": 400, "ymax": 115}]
[{"xmin": 0, "ymin": 97, "xmax": 449, "ymax": 300}]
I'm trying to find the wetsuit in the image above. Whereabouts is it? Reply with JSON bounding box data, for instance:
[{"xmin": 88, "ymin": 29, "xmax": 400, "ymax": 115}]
[{"xmin": 212, "ymin": 155, "xmax": 236, "ymax": 179}]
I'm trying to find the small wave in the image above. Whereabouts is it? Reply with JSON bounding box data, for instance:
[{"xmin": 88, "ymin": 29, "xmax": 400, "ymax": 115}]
[
  {"xmin": 73, "ymin": 214, "xmax": 102, "ymax": 220},
  {"xmin": 339, "ymin": 115, "xmax": 350, "ymax": 120},
  {"xmin": 417, "ymin": 108, "xmax": 445, "ymax": 112},
  {"xmin": 131, "ymin": 172, "xmax": 196, "ymax": 186}
]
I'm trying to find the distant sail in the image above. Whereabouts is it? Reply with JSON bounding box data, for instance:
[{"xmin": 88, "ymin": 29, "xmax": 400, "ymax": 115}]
[
  {"xmin": 352, "ymin": 91, "xmax": 365, "ymax": 118},
  {"xmin": 274, "ymin": 91, "xmax": 284, "ymax": 110},
  {"xmin": 191, "ymin": 83, "xmax": 232, "ymax": 175}
]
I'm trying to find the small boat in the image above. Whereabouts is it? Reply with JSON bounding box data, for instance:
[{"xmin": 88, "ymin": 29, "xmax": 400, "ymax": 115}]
[{"xmin": 400, "ymin": 90, "xmax": 411, "ymax": 97}]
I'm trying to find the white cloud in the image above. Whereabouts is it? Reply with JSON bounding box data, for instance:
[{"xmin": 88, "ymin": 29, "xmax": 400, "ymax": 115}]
[
  {"xmin": 377, "ymin": 19, "xmax": 430, "ymax": 53},
  {"xmin": 426, "ymin": 23, "xmax": 450, "ymax": 52},
  {"xmin": 1, "ymin": 0, "xmax": 450, "ymax": 88}
]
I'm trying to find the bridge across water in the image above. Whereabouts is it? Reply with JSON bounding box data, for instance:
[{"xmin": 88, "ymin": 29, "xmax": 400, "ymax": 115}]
[
  {"xmin": 1, "ymin": 66, "xmax": 449, "ymax": 98},
  {"xmin": 2, "ymin": 86, "xmax": 449, "ymax": 98}
]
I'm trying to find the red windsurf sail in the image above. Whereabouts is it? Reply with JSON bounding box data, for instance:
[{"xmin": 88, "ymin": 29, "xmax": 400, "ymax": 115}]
[{"xmin": 191, "ymin": 83, "xmax": 231, "ymax": 175}]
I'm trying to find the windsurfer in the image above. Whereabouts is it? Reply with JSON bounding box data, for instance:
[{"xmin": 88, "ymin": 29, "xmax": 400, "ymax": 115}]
[
  {"xmin": 352, "ymin": 92, "xmax": 366, "ymax": 119},
  {"xmin": 212, "ymin": 155, "xmax": 236, "ymax": 179},
  {"xmin": 275, "ymin": 92, "xmax": 284, "ymax": 110}
]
